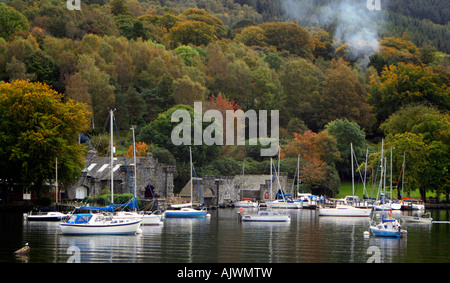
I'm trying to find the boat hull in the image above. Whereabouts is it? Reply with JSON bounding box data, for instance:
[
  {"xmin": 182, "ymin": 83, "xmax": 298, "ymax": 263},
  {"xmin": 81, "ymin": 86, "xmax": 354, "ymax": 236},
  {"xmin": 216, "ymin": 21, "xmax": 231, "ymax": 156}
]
[
  {"xmin": 241, "ymin": 211, "xmax": 290, "ymax": 222},
  {"xmin": 319, "ymin": 206, "xmax": 372, "ymax": 217},
  {"xmin": 375, "ymin": 203, "xmax": 402, "ymax": 211},
  {"xmin": 115, "ymin": 212, "xmax": 163, "ymax": 225},
  {"xmin": 401, "ymin": 216, "xmax": 432, "ymax": 223},
  {"xmin": 267, "ymin": 201, "xmax": 301, "ymax": 209},
  {"xmin": 164, "ymin": 209, "xmax": 208, "ymax": 218},
  {"xmin": 59, "ymin": 220, "xmax": 142, "ymax": 235},
  {"xmin": 234, "ymin": 201, "xmax": 258, "ymax": 208},
  {"xmin": 25, "ymin": 212, "xmax": 67, "ymax": 221},
  {"xmin": 370, "ymin": 227, "xmax": 406, "ymax": 237}
]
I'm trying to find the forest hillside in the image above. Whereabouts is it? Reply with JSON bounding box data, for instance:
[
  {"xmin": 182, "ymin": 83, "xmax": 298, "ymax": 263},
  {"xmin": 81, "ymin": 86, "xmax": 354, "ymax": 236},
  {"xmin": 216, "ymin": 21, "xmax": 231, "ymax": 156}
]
[{"xmin": 0, "ymin": 0, "xmax": 448, "ymax": 201}]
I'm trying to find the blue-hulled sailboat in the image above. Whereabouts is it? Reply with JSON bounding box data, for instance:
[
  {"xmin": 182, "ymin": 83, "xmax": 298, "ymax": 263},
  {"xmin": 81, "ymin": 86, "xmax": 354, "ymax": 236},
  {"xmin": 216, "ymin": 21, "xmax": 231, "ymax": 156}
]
[{"xmin": 163, "ymin": 147, "xmax": 208, "ymax": 218}]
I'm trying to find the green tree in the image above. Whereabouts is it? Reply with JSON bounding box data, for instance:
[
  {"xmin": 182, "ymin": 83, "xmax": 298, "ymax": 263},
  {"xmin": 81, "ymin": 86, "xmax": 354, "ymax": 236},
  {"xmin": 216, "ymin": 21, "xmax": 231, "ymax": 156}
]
[
  {"xmin": 374, "ymin": 105, "xmax": 450, "ymax": 201},
  {"xmin": 279, "ymin": 59, "xmax": 321, "ymax": 128},
  {"xmin": 24, "ymin": 50, "xmax": 61, "ymax": 92},
  {"xmin": 174, "ymin": 45, "xmax": 200, "ymax": 66},
  {"xmin": 0, "ymin": 80, "xmax": 89, "ymax": 197},
  {"xmin": 137, "ymin": 104, "xmax": 219, "ymax": 167},
  {"xmin": 325, "ymin": 119, "xmax": 367, "ymax": 179},
  {"xmin": 110, "ymin": 0, "xmax": 130, "ymax": 16},
  {"xmin": 0, "ymin": 3, "xmax": 30, "ymax": 39},
  {"xmin": 380, "ymin": 104, "xmax": 449, "ymax": 143},
  {"xmin": 138, "ymin": 104, "xmax": 220, "ymax": 191}
]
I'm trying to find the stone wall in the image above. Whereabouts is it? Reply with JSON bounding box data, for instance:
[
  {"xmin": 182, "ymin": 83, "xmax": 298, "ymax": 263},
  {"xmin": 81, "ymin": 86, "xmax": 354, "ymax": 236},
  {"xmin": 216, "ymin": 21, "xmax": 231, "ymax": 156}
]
[
  {"xmin": 178, "ymin": 173, "xmax": 292, "ymax": 206},
  {"xmin": 68, "ymin": 150, "xmax": 175, "ymax": 201}
]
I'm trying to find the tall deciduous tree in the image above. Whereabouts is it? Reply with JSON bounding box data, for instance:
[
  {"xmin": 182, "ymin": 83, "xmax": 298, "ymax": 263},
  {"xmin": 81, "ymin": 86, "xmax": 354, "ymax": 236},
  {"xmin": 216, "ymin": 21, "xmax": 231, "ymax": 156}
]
[
  {"xmin": 279, "ymin": 59, "xmax": 322, "ymax": 128},
  {"xmin": 317, "ymin": 62, "xmax": 375, "ymax": 131},
  {"xmin": 282, "ymin": 130, "xmax": 340, "ymax": 196},
  {"xmin": 325, "ymin": 118, "xmax": 367, "ymax": 179},
  {"xmin": 0, "ymin": 80, "xmax": 89, "ymax": 196},
  {"xmin": 0, "ymin": 3, "xmax": 30, "ymax": 39},
  {"xmin": 378, "ymin": 105, "xmax": 449, "ymax": 201},
  {"xmin": 368, "ymin": 63, "xmax": 450, "ymax": 124}
]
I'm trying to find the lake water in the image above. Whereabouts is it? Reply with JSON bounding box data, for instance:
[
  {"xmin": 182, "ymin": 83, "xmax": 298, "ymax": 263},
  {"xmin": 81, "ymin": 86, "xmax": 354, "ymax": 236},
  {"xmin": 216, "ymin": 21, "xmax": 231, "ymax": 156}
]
[{"xmin": 1, "ymin": 208, "xmax": 449, "ymax": 263}]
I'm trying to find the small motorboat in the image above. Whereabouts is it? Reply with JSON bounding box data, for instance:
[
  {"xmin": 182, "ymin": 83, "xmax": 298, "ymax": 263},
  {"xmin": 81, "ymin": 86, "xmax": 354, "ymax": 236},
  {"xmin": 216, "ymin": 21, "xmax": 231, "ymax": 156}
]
[
  {"xmin": 240, "ymin": 210, "xmax": 290, "ymax": 222},
  {"xmin": 59, "ymin": 213, "xmax": 141, "ymax": 235},
  {"xmin": 401, "ymin": 212, "xmax": 433, "ymax": 224},
  {"xmin": 369, "ymin": 215, "xmax": 407, "ymax": 237},
  {"xmin": 24, "ymin": 211, "xmax": 67, "ymax": 221}
]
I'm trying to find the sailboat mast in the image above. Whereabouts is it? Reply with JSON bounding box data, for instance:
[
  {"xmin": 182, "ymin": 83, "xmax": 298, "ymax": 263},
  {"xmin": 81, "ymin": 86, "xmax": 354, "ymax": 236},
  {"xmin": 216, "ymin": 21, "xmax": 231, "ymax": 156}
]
[
  {"xmin": 270, "ymin": 158, "xmax": 273, "ymax": 201},
  {"xmin": 351, "ymin": 143, "xmax": 354, "ymax": 197},
  {"xmin": 296, "ymin": 154, "xmax": 300, "ymax": 195},
  {"xmin": 55, "ymin": 157, "xmax": 58, "ymax": 204},
  {"xmin": 378, "ymin": 139, "xmax": 384, "ymax": 198},
  {"xmin": 190, "ymin": 146, "xmax": 193, "ymax": 207},
  {"xmin": 131, "ymin": 127, "xmax": 137, "ymax": 208},
  {"xmin": 401, "ymin": 151, "xmax": 406, "ymax": 198},
  {"xmin": 390, "ymin": 147, "xmax": 393, "ymax": 199},
  {"xmin": 110, "ymin": 109, "xmax": 114, "ymax": 205},
  {"xmin": 363, "ymin": 148, "xmax": 368, "ymax": 197}
]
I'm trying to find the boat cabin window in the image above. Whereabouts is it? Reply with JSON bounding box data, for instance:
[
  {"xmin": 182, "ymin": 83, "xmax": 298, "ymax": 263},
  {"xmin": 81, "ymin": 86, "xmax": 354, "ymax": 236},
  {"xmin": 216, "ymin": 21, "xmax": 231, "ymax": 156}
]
[{"xmin": 67, "ymin": 214, "xmax": 92, "ymax": 224}]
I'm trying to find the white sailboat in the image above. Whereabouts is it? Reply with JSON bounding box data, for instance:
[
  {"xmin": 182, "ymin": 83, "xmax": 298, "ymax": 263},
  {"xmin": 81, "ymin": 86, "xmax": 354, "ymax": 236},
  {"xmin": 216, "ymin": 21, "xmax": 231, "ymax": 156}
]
[
  {"xmin": 266, "ymin": 151, "xmax": 301, "ymax": 209},
  {"xmin": 369, "ymin": 211, "xmax": 407, "ymax": 237},
  {"xmin": 374, "ymin": 146, "xmax": 402, "ymax": 211},
  {"xmin": 60, "ymin": 213, "xmax": 141, "ymax": 235},
  {"xmin": 114, "ymin": 127, "xmax": 162, "ymax": 225},
  {"xmin": 241, "ymin": 158, "xmax": 291, "ymax": 222},
  {"xmin": 164, "ymin": 147, "xmax": 209, "ymax": 218},
  {"xmin": 318, "ymin": 143, "xmax": 372, "ymax": 217},
  {"xmin": 234, "ymin": 158, "xmax": 258, "ymax": 208},
  {"xmin": 60, "ymin": 110, "xmax": 142, "ymax": 235}
]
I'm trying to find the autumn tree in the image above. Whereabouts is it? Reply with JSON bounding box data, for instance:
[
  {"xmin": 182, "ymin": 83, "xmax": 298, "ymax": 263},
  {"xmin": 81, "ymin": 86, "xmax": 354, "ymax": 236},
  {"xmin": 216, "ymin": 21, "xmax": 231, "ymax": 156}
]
[
  {"xmin": 368, "ymin": 63, "xmax": 450, "ymax": 124},
  {"xmin": 260, "ymin": 22, "xmax": 314, "ymax": 59},
  {"xmin": 172, "ymin": 75, "xmax": 207, "ymax": 106},
  {"xmin": 316, "ymin": 62, "xmax": 375, "ymax": 131},
  {"xmin": 282, "ymin": 130, "xmax": 340, "ymax": 196},
  {"xmin": 235, "ymin": 26, "xmax": 268, "ymax": 47},
  {"xmin": 125, "ymin": 141, "xmax": 148, "ymax": 158},
  {"xmin": 182, "ymin": 8, "xmax": 227, "ymax": 39},
  {"xmin": 169, "ymin": 20, "xmax": 216, "ymax": 48},
  {"xmin": 0, "ymin": 80, "xmax": 89, "ymax": 197}
]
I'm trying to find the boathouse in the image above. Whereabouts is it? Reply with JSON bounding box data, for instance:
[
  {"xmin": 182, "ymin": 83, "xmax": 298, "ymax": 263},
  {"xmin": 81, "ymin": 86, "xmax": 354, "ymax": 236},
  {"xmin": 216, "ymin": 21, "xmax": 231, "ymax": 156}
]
[{"xmin": 68, "ymin": 150, "xmax": 176, "ymax": 201}]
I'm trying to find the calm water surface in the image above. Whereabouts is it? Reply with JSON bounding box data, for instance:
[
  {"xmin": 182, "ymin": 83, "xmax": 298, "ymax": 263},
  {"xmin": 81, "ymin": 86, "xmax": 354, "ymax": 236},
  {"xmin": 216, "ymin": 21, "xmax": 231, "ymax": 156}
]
[{"xmin": 0, "ymin": 208, "xmax": 449, "ymax": 263}]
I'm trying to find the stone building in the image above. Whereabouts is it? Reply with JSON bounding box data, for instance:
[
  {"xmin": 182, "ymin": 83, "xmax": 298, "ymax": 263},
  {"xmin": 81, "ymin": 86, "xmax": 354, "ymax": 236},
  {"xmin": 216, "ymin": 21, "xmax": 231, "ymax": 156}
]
[
  {"xmin": 178, "ymin": 172, "xmax": 291, "ymax": 207},
  {"xmin": 68, "ymin": 150, "xmax": 175, "ymax": 201}
]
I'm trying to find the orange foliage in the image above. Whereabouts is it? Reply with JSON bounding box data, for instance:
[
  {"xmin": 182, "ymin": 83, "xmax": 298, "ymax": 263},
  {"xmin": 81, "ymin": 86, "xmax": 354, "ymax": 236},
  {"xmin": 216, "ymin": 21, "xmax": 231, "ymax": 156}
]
[{"xmin": 125, "ymin": 141, "xmax": 148, "ymax": 158}]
